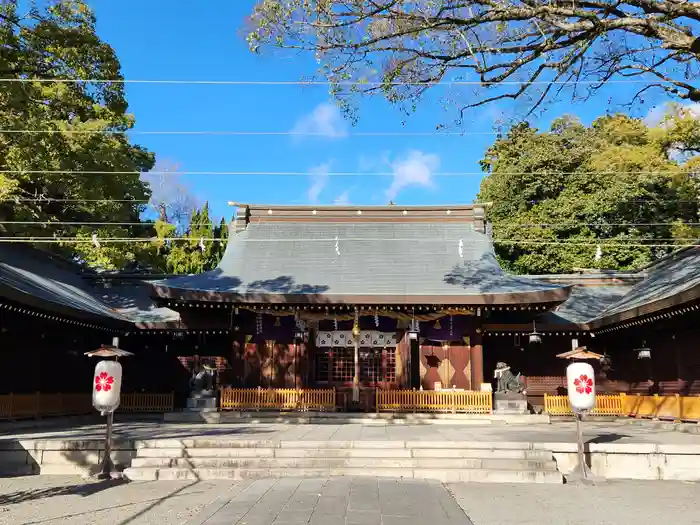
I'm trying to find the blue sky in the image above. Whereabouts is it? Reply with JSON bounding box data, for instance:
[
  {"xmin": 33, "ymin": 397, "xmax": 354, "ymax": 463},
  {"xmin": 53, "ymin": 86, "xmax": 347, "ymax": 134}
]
[{"xmin": 90, "ymin": 0, "xmax": 669, "ymax": 223}]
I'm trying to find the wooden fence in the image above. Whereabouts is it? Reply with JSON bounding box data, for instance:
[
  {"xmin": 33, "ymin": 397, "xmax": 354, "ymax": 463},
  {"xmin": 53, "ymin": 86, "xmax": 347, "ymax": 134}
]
[
  {"xmin": 622, "ymin": 394, "xmax": 700, "ymax": 422},
  {"xmin": 376, "ymin": 390, "xmax": 493, "ymax": 414},
  {"xmin": 544, "ymin": 393, "xmax": 700, "ymax": 421},
  {"xmin": 544, "ymin": 393, "xmax": 624, "ymax": 416},
  {"xmin": 0, "ymin": 392, "xmax": 174, "ymax": 420},
  {"xmin": 119, "ymin": 393, "xmax": 175, "ymax": 413},
  {"xmin": 220, "ymin": 388, "xmax": 336, "ymax": 412}
]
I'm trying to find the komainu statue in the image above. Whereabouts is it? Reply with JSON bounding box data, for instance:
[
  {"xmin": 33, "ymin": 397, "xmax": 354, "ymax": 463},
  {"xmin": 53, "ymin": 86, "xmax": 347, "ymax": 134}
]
[{"xmin": 494, "ymin": 362, "xmax": 524, "ymax": 394}]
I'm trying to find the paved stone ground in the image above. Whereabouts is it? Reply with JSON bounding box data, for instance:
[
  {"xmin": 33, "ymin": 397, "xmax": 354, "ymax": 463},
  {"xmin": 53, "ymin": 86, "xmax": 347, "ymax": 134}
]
[
  {"xmin": 0, "ymin": 476, "xmax": 699, "ymax": 525},
  {"xmin": 1, "ymin": 420, "xmax": 699, "ymax": 445},
  {"xmin": 448, "ymin": 479, "xmax": 700, "ymax": 525}
]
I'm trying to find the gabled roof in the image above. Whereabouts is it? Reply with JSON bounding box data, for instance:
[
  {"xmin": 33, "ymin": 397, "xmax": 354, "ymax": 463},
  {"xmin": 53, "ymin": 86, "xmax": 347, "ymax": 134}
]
[
  {"xmin": 152, "ymin": 204, "xmax": 571, "ymax": 305},
  {"xmin": 522, "ymin": 272, "xmax": 642, "ymax": 326},
  {"xmin": 539, "ymin": 284, "xmax": 636, "ymax": 325},
  {"xmin": 95, "ymin": 281, "xmax": 181, "ymax": 328},
  {"xmin": 588, "ymin": 245, "xmax": 700, "ymax": 328},
  {"xmin": 0, "ymin": 245, "xmax": 129, "ymax": 325}
]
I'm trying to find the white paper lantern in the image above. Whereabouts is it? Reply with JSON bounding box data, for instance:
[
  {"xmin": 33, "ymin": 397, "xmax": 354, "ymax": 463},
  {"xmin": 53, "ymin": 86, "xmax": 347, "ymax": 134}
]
[
  {"xmin": 92, "ymin": 360, "xmax": 123, "ymax": 414},
  {"xmin": 566, "ymin": 361, "xmax": 596, "ymax": 412}
]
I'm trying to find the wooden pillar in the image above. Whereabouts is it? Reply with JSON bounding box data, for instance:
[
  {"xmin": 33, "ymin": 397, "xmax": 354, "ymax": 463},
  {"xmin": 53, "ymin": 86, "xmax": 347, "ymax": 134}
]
[{"xmin": 470, "ymin": 334, "xmax": 484, "ymax": 390}]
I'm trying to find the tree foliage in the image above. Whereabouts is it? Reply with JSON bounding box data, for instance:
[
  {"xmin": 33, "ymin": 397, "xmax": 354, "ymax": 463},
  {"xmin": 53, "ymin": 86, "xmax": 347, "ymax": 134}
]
[
  {"xmin": 160, "ymin": 203, "xmax": 229, "ymax": 274},
  {"xmin": 0, "ymin": 0, "xmax": 155, "ymax": 268},
  {"xmin": 246, "ymin": 0, "xmax": 700, "ymax": 120},
  {"xmin": 478, "ymin": 109, "xmax": 700, "ymax": 274}
]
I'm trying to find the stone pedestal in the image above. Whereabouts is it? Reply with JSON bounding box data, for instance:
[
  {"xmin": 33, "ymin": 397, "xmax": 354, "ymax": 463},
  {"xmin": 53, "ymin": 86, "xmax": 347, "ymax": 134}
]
[
  {"xmin": 493, "ymin": 392, "xmax": 528, "ymax": 415},
  {"xmin": 186, "ymin": 391, "xmax": 217, "ymax": 413}
]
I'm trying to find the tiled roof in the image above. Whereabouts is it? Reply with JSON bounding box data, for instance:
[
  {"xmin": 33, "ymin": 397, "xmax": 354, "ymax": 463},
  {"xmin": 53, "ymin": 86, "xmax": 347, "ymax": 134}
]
[
  {"xmin": 0, "ymin": 245, "xmax": 128, "ymax": 324},
  {"xmin": 539, "ymin": 284, "xmax": 636, "ymax": 325},
  {"xmin": 152, "ymin": 219, "xmax": 571, "ymax": 304},
  {"xmin": 589, "ymin": 245, "xmax": 700, "ymax": 327},
  {"xmin": 96, "ymin": 281, "xmax": 180, "ymax": 328}
]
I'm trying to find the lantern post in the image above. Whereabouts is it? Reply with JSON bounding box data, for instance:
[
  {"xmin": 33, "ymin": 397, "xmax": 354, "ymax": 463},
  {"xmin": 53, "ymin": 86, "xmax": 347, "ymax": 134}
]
[
  {"xmin": 85, "ymin": 338, "xmax": 133, "ymax": 480},
  {"xmin": 566, "ymin": 361, "xmax": 596, "ymax": 480}
]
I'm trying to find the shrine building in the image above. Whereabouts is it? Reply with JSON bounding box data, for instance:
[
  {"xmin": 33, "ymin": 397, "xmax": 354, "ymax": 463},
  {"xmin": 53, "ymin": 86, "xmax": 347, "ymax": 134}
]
[{"xmin": 1, "ymin": 203, "xmax": 699, "ymax": 414}]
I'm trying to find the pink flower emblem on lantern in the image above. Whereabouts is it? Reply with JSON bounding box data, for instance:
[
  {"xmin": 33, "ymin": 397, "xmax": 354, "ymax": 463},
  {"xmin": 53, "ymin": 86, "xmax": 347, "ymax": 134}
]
[
  {"xmin": 573, "ymin": 374, "xmax": 593, "ymax": 395},
  {"xmin": 95, "ymin": 371, "xmax": 114, "ymax": 392}
]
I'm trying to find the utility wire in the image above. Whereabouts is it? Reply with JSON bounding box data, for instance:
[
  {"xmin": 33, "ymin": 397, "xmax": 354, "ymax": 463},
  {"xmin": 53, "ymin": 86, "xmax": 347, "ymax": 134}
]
[
  {"xmin": 0, "ymin": 169, "xmax": 697, "ymax": 177},
  {"xmin": 4, "ymin": 197, "xmax": 699, "ymax": 204},
  {"xmin": 2, "ymin": 220, "xmax": 700, "ymax": 228},
  {"xmin": 1, "ymin": 198, "xmax": 150, "ymax": 203},
  {"xmin": 0, "ymin": 129, "xmax": 499, "ymax": 136},
  {"xmin": 0, "ymin": 78, "xmax": 680, "ymax": 86},
  {"xmin": 0, "ymin": 237, "xmax": 696, "ymax": 248}
]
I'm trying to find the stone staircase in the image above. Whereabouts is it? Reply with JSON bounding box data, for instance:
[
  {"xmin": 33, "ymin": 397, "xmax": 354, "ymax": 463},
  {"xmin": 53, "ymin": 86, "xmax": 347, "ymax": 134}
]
[{"xmin": 123, "ymin": 440, "xmax": 564, "ymax": 483}]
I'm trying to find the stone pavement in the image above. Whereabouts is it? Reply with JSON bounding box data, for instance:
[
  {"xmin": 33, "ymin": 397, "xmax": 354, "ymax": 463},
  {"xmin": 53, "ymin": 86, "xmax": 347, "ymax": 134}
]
[
  {"xmin": 1, "ymin": 419, "xmax": 699, "ymax": 445},
  {"xmin": 185, "ymin": 478, "xmax": 471, "ymax": 525},
  {"xmin": 0, "ymin": 476, "xmax": 699, "ymax": 525}
]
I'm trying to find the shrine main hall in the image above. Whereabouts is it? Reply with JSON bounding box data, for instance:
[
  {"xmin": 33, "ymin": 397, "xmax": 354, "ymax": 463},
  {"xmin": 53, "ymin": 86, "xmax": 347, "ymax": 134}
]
[{"xmin": 1, "ymin": 203, "xmax": 699, "ymax": 412}]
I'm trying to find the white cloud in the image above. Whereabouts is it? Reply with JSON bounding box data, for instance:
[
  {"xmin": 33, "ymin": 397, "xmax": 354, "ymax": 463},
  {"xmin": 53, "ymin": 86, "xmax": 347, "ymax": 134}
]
[
  {"xmin": 644, "ymin": 102, "xmax": 700, "ymax": 127},
  {"xmin": 291, "ymin": 103, "xmax": 347, "ymax": 140},
  {"xmin": 334, "ymin": 190, "xmax": 351, "ymax": 205},
  {"xmin": 385, "ymin": 150, "xmax": 440, "ymax": 200},
  {"xmin": 307, "ymin": 162, "xmax": 331, "ymax": 203}
]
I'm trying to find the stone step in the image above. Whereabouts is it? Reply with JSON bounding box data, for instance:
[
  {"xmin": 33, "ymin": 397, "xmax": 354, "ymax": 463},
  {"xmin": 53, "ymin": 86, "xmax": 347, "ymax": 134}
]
[
  {"xmin": 135, "ymin": 447, "xmax": 554, "ymax": 460},
  {"xmin": 134, "ymin": 439, "xmax": 540, "ymax": 450},
  {"xmin": 130, "ymin": 456, "xmax": 558, "ymax": 471},
  {"xmin": 123, "ymin": 466, "xmax": 564, "ymax": 483}
]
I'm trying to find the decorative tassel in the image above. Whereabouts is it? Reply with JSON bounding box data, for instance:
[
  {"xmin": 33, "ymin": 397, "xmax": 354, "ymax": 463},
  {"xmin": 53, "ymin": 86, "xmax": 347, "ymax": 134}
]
[
  {"xmin": 433, "ymin": 319, "xmax": 441, "ymax": 330},
  {"xmin": 274, "ymin": 317, "xmax": 281, "ymax": 327}
]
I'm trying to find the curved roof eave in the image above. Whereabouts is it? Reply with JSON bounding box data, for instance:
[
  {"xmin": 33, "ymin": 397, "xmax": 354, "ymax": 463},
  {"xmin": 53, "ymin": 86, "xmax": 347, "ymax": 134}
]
[{"xmin": 149, "ymin": 282, "xmax": 572, "ymax": 306}]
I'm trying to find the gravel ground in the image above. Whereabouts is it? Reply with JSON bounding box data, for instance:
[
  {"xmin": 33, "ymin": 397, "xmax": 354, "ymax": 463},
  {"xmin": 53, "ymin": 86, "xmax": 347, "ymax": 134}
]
[
  {"xmin": 448, "ymin": 479, "xmax": 700, "ymax": 525},
  {"xmin": 0, "ymin": 476, "xmax": 245, "ymax": 525}
]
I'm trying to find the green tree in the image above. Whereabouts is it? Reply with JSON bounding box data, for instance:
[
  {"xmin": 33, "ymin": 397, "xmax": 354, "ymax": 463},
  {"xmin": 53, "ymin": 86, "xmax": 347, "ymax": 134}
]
[
  {"xmin": 246, "ymin": 0, "xmax": 700, "ymax": 120},
  {"xmin": 478, "ymin": 110, "xmax": 700, "ymax": 274},
  {"xmin": 0, "ymin": 0, "xmax": 155, "ymax": 269},
  {"xmin": 163, "ymin": 203, "xmax": 229, "ymax": 274}
]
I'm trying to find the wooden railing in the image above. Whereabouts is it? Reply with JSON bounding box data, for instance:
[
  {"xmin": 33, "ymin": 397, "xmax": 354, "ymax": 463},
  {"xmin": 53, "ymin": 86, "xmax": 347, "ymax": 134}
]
[
  {"xmin": 544, "ymin": 394, "xmax": 624, "ymax": 416},
  {"xmin": 0, "ymin": 392, "xmax": 174, "ymax": 420},
  {"xmin": 623, "ymin": 394, "xmax": 700, "ymax": 422},
  {"xmin": 220, "ymin": 388, "xmax": 336, "ymax": 412},
  {"xmin": 119, "ymin": 393, "xmax": 174, "ymax": 413},
  {"xmin": 376, "ymin": 390, "xmax": 493, "ymax": 414},
  {"xmin": 544, "ymin": 393, "xmax": 700, "ymax": 421}
]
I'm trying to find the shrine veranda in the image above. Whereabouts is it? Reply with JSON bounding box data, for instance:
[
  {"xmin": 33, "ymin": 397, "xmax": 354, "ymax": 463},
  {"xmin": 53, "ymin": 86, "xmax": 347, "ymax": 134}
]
[{"xmin": 1, "ymin": 204, "xmax": 699, "ymax": 416}]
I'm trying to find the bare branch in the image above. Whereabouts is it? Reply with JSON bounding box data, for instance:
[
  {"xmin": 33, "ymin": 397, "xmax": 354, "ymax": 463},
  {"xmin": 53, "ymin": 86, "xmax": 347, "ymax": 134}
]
[{"xmin": 246, "ymin": 0, "xmax": 700, "ymax": 119}]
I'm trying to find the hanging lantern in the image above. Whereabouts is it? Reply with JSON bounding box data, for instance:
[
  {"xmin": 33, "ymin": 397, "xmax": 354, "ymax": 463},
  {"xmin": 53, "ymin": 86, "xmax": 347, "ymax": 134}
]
[
  {"xmin": 92, "ymin": 360, "xmax": 123, "ymax": 415},
  {"xmin": 566, "ymin": 361, "xmax": 596, "ymax": 413},
  {"xmin": 634, "ymin": 341, "xmax": 651, "ymax": 359},
  {"xmin": 528, "ymin": 320, "xmax": 542, "ymax": 344}
]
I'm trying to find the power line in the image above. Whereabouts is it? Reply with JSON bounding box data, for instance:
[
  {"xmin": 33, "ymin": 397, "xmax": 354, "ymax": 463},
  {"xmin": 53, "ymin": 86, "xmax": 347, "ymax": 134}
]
[
  {"xmin": 4, "ymin": 197, "xmax": 699, "ymax": 204},
  {"xmin": 0, "ymin": 236, "xmax": 696, "ymax": 249},
  {"xmin": 0, "ymin": 198, "xmax": 150, "ymax": 203},
  {"xmin": 0, "ymin": 129, "xmax": 499, "ymax": 136},
  {"xmin": 2, "ymin": 220, "xmax": 700, "ymax": 228},
  {"xmin": 0, "ymin": 78, "xmax": 679, "ymax": 86},
  {"xmin": 1, "ymin": 169, "xmax": 698, "ymax": 177}
]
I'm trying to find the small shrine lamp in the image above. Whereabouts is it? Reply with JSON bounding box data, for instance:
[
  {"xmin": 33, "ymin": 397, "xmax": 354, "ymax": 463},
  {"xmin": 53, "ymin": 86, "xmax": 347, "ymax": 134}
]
[
  {"xmin": 528, "ymin": 321, "xmax": 542, "ymax": 344},
  {"xmin": 85, "ymin": 338, "xmax": 133, "ymax": 480},
  {"xmin": 558, "ymin": 347, "xmax": 599, "ymax": 481},
  {"xmin": 634, "ymin": 341, "xmax": 652, "ymax": 360}
]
